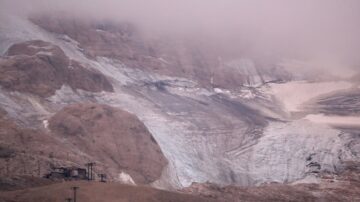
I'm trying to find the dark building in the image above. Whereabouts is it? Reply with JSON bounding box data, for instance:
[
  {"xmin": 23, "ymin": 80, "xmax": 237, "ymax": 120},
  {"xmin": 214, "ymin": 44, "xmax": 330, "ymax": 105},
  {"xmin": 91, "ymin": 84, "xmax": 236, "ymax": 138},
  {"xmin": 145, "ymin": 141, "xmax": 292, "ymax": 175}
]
[{"xmin": 45, "ymin": 167, "xmax": 87, "ymax": 180}]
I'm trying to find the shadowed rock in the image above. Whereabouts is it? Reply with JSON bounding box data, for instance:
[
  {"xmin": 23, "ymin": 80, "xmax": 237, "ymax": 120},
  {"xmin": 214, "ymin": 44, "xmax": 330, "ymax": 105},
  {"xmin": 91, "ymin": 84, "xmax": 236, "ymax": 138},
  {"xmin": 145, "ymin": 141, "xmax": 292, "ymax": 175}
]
[{"xmin": 0, "ymin": 40, "xmax": 113, "ymax": 97}]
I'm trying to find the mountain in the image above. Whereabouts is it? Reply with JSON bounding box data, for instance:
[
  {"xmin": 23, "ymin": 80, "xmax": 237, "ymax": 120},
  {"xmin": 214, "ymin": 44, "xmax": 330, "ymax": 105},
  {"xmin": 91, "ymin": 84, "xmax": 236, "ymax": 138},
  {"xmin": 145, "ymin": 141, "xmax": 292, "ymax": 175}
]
[{"xmin": 0, "ymin": 13, "xmax": 359, "ymax": 201}]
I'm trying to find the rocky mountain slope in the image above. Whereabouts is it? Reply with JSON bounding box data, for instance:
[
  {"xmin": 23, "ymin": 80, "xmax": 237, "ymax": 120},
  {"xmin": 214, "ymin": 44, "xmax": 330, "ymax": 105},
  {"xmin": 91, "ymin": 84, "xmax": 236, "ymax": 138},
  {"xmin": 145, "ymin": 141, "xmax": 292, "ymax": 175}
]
[
  {"xmin": 0, "ymin": 40, "xmax": 113, "ymax": 97},
  {"xmin": 30, "ymin": 15, "xmax": 290, "ymax": 89},
  {"xmin": 0, "ymin": 101, "xmax": 167, "ymax": 185},
  {"xmin": 49, "ymin": 103, "xmax": 167, "ymax": 184},
  {"xmin": 0, "ymin": 12, "xmax": 359, "ymax": 201}
]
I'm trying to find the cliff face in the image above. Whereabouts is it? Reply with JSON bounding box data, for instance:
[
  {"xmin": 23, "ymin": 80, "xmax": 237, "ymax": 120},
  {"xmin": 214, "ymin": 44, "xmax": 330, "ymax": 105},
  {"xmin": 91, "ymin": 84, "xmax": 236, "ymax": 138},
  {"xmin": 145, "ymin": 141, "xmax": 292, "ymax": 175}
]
[
  {"xmin": 0, "ymin": 13, "xmax": 359, "ymax": 194},
  {"xmin": 0, "ymin": 40, "xmax": 113, "ymax": 97},
  {"xmin": 49, "ymin": 103, "xmax": 168, "ymax": 184}
]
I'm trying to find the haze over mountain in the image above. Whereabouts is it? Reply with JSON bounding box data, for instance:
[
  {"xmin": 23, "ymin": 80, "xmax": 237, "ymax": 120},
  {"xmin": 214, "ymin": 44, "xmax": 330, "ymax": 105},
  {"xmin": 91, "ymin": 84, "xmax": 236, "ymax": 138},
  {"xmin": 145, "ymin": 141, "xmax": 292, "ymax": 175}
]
[
  {"xmin": 0, "ymin": 0, "xmax": 359, "ymax": 201},
  {"xmin": 2, "ymin": 0, "xmax": 360, "ymax": 74}
]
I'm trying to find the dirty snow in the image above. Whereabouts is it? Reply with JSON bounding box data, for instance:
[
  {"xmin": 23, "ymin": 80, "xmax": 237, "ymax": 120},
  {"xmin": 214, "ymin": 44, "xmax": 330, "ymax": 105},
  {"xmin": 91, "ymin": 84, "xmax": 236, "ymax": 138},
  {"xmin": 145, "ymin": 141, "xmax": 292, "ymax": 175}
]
[{"xmin": 268, "ymin": 81, "xmax": 352, "ymax": 112}]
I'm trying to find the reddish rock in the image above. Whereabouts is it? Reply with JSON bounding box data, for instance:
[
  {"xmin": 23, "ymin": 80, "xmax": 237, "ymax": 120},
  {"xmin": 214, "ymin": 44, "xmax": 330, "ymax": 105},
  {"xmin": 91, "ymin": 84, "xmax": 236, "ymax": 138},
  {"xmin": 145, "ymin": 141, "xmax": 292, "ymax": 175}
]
[
  {"xmin": 49, "ymin": 103, "xmax": 168, "ymax": 184},
  {"xmin": 0, "ymin": 108, "xmax": 68, "ymax": 179},
  {"xmin": 0, "ymin": 40, "xmax": 113, "ymax": 97},
  {"xmin": 0, "ymin": 103, "xmax": 168, "ymax": 185}
]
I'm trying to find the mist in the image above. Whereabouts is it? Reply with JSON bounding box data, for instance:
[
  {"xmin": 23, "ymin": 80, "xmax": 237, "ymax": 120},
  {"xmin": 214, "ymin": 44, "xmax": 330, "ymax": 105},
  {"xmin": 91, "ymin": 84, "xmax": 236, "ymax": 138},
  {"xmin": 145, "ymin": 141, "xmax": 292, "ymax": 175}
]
[{"xmin": 1, "ymin": 0, "xmax": 360, "ymax": 73}]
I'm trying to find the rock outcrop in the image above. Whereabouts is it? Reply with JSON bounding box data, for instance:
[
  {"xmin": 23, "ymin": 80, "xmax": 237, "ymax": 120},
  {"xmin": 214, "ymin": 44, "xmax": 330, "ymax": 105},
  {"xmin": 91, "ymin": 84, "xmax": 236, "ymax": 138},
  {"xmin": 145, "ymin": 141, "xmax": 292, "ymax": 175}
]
[
  {"xmin": 0, "ymin": 40, "xmax": 113, "ymax": 97},
  {"xmin": 0, "ymin": 103, "xmax": 167, "ymax": 185},
  {"xmin": 49, "ymin": 103, "xmax": 168, "ymax": 184},
  {"xmin": 0, "ymin": 107, "xmax": 60, "ymax": 178}
]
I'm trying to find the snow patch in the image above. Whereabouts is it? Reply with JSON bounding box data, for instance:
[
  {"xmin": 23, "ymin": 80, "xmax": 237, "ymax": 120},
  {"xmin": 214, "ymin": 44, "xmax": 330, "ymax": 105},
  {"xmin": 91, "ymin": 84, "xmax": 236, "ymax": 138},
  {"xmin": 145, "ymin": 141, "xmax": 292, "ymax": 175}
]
[
  {"xmin": 158, "ymin": 57, "xmax": 170, "ymax": 64},
  {"xmin": 36, "ymin": 51, "xmax": 53, "ymax": 56},
  {"xmin": 28, "ymin": 45, "xmax": 53, "ymax": 50},
  {"xmin": 239, "ymin": 89, "xmax": 257, "ymax": 99},
  {"xmin": 214, "ymin": 88, "xmax": 230, "ymax": 94},
  {"xmin": 43, "ymin": 120, "xmax": 49, "ymax": 129},
  {"xmin": 118, "ymin": 172, "xmax": 136, "ymax": 185}
]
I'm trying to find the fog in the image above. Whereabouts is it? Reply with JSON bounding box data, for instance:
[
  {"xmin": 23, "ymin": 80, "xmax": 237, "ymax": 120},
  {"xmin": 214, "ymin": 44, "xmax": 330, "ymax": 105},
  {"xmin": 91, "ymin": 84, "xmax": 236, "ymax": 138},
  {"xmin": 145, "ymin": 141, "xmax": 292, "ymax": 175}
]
[{"xmin": 1, "ymin": 0, "xmax": 360, "ymax": 73}]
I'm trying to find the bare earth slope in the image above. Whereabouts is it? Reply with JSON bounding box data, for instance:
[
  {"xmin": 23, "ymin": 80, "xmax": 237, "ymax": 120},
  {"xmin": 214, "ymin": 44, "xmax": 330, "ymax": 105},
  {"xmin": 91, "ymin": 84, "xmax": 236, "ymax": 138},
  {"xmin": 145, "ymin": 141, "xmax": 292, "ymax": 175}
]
[{"xmin": 0, "ymin": 181, "xmax": 215, "ymax": 202}]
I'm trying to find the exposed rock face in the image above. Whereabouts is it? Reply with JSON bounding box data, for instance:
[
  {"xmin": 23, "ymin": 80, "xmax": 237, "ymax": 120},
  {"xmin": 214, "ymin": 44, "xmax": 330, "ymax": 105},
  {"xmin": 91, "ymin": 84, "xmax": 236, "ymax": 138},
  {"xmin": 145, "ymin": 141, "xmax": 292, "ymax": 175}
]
[
  {"xmin": 0, "ymin": 40, "xmax": 113, "ymax": 97},
  {"xmin": 0, "ymin": 103, "xmax": 167, "ymax": 185},
  {"xmin": 49, "ymin": 103, "xmax": 168, "ymax": 184},
  {"xmin": 0, "ymin": 107, "xmax": 61, "ymax": 178},
  {"xmin": 31, "ymin": 16, "xmax": 288, "ymax": 89}
]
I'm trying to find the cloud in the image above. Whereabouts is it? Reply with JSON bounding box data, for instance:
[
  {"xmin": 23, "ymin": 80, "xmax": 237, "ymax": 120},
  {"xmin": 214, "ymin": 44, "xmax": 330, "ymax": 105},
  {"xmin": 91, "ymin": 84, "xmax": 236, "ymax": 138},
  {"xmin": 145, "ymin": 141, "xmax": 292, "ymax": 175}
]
[{"xmin": 1, "ymin": 0, "xmax": 360, "ymax": 71}]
